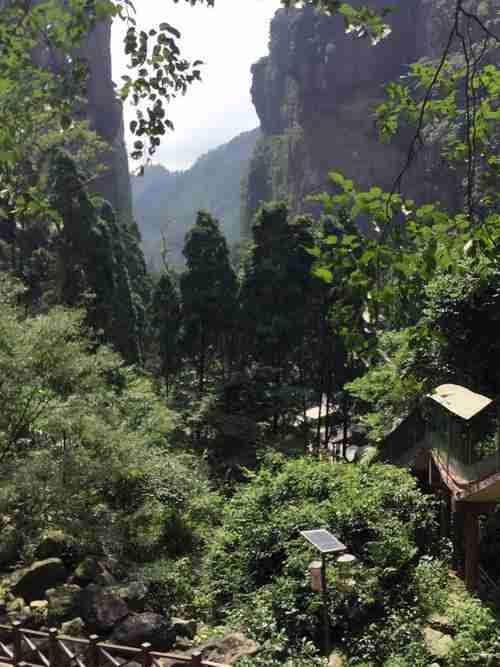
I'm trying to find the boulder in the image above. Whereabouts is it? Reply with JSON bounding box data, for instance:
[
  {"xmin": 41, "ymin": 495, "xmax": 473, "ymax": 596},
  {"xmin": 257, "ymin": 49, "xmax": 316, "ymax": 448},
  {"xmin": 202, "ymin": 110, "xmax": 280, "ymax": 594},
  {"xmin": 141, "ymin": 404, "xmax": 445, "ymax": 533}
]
[
  {"xmin": 78, "ymin": 585, "xmax": 129, "ymax": 634},
  {"xmin": 6, "ymin": 598, "xmax": 25, "ymax": 613},
  {"xmin": 424, "ymin": 627, "xmax": 454, "ymax": 660},
  {"xmin": 35, "ymin": 531, "xmax": 75, "ymax": 563},
  {"xmin": 111, "ymin": 612, "xmax": 175, "ymax": 649},
  {"xmin": 11, "ymin": 559, "xmax": 67, "ymax": 602},
  {"xmin": 74, "ymin": 558, "xmax": 117, "ymax": 587},
  {"xmin": 171, "ymin": 618, "xmax": 197, "ymax": 640},
  {"xmin": 46, "ymin": 584, "xmax": 81, "ymax": 624},
  {"xmin": 61, "ymin": 617, "xmax": 85, "ymax": 636},
  {"xmin": 201, "ymin": 633, "xmax": 260, "ymax": 664},
  {"xmin": 110, "ymin": 582, "xmax": 149, "ymax": 613},
  {"xmin": 428, "ymin": 613, "xmax": 455, "ymax": 635},
  {"xmin": 329, "ymin": 652, "xmax": 347, "ymax": 667}
]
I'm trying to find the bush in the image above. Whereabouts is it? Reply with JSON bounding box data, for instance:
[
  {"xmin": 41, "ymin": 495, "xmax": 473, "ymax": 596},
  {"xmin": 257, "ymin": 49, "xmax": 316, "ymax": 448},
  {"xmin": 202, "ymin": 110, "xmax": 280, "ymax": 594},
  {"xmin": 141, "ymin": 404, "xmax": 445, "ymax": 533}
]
[
  {"xmin": 0, "ymin": 279, "xmax": 213, "ymax": 565},
  {"xmin": 204, "ymin": 456, "xmax": 437, "ymax": 659}
]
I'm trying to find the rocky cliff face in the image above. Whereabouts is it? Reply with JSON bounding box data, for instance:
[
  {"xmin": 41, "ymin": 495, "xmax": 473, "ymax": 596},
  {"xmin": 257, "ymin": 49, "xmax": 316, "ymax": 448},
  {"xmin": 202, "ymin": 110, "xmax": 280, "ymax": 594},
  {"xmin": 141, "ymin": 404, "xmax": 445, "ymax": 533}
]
[
  {"xmin": 244, "ymin": 0, "xmax": 462, "ymax": 232},
  {"xmin": 24, "ymin": 5, "xmax": 133, "ymax": 224},
  {"xmin": 82, "ymin": 19, "xmax": 133, "ymax": 225}
]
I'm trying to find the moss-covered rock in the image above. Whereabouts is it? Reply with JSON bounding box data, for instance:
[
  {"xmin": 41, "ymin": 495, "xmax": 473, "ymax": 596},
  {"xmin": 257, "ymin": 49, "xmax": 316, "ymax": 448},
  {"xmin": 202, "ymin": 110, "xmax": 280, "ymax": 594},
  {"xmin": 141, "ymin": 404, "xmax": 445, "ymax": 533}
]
[
  {"xmin": 61, "ymin": 617, "xmax": 85, "ymax": 636},
  {"xmin": 46, "ymin": 584, "xmax": 81, "ymax": 624},
  {"xmin": 35, "ymin": 530, "xmax": 77, "ymax": 564}
]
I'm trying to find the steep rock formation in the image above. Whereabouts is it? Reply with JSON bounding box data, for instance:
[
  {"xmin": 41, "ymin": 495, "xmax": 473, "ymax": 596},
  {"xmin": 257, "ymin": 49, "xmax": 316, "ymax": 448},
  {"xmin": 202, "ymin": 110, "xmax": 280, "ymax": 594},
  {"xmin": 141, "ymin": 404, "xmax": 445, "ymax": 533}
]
[
  {"xmin": 244, "ymin": 0, "xmax": 463, "ymax": 232},
  {"xmin": 9, "ymin": 2, "xmax": 133, "ymax": 224},
  {"xmin": 82, "ymin": 18, "xmax": 133, "ymax": 225}
]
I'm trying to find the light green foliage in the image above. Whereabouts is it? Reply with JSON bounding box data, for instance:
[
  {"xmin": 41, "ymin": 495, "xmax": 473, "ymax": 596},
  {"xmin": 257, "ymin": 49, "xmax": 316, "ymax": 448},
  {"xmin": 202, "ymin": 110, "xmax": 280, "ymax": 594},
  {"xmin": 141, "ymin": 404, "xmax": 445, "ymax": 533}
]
[
  {"xmin": 347, "ymin": 330, "xmax": 425, "ymax": 443},
  {"xmin": 205, "ymin": 456, "xmax": 437, "ymax": 662},
  {"xmin": 0, "ymin": 275, "xmax": 211, "ymax": 562},
  {"xmin": 448, "ymin": 594, "xmax": 500, "ymax": 665},
  {"xmin": 47, "ymin": 149, "xmax": 148, "ymax": 362},
  {"xmin": 377, "ymin": 56, "xmax": 500, "ymax": 211}
]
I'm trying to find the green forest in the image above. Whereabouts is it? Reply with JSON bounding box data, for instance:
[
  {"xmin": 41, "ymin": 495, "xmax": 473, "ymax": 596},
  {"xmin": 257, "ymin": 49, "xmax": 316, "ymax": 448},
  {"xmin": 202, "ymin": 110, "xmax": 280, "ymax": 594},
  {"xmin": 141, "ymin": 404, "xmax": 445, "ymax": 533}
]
[{"xmin": 0, "ymin": 0, "xmax": 499, "ymax": 666}]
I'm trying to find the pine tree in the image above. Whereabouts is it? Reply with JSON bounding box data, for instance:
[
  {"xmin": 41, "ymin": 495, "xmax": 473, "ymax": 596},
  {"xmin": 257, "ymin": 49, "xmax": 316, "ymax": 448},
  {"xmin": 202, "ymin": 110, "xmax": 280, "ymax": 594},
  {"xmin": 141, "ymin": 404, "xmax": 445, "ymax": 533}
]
[{"xmin": 180, "ymin": 211, "xmax": 237, "ymax": 396}]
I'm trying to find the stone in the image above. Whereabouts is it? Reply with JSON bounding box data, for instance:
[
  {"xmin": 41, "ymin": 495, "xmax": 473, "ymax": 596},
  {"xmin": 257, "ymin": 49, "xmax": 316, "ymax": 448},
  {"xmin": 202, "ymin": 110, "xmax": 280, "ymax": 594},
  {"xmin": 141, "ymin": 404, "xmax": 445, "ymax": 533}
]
[
  {"xmin": 74, "ymin": 558, "xmax": 116, "ymax": 587},
  {"xmin": 424, "ymin": 627, "xmax": 454, "ymax": 659},
  {"xmin": 78, "ymin": 585, "xmax": 129, "ymax": 634},
  {"xmin": 11, "ymin": 559, "xmax": 67, "ymax": 603},
  {"xmin": 428, "ymin": 613, "xmax": 455, "ymax": 635},
  {"xmin": 35, "ymin": 530, "xmax": 73, "ymax": 562},
  {"xmin": 46, "ymin": 584, "xmax": 81, "ymax": 623},
  {"xmin": 329, "ymin": 651, "xmax": 347, "ymax": 667},
  {"xmin": 6, "ymin": 598, "xmax": 25, "ymax": 613},
  {"xmin": 245, "ymin": 2, "xmax": 466, "ymax": 235},
  {"xmin": 201, "ymin": 633, "xmax": 260, "ymax": 664},
  {"xmin": 171, "ymin": 618, "xmax": 197, "ymax": 640},
  {"xmin": 110, "ymin": 582, "xmax": 148, "ymax": 613},
  {"xmin": 30, "ymin": 600, "xmax": 48, "ymax": 611},
  {"xmin": 111, "ymin": 612, "xmax": 175, "ymax": 649},
  {"xmin": 61, "ymin": 617, "xmax": 85, "ymax": 636}
]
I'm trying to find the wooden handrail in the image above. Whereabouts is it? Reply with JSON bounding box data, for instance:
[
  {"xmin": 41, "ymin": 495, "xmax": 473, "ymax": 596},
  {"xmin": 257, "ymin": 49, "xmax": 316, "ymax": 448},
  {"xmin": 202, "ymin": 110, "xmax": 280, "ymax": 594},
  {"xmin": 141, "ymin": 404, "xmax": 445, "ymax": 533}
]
[{"xmin": 0, "ymin": 623, "xmax": 230, "ymax": 667}]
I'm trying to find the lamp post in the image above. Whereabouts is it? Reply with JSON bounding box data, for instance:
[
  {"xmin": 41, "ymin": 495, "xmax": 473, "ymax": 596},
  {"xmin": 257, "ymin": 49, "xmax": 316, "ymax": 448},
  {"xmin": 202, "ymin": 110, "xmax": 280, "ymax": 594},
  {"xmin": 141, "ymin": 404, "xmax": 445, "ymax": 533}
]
[{"xmin": 300, "ymin": 529, "xmax": 347, "ymax": 655}]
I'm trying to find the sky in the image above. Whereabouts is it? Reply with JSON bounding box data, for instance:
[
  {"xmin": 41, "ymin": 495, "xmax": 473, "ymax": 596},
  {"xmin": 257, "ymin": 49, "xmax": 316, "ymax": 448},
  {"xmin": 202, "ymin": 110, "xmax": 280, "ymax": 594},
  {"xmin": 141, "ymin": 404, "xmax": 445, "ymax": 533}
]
[{"xmin": 111, "ymin": 0, "xmax": 282, "ymax": 172}]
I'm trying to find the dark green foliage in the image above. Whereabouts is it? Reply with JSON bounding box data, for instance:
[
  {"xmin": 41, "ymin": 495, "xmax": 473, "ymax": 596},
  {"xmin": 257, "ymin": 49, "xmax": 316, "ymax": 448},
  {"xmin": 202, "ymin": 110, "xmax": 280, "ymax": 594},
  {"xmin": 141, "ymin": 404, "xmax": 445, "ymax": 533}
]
[
  {"xmin": 151, "ymin": 270, "xmax": 181, "ymax": 390},
  {"xmin": 47, "ymin": 149, "xmax": 147, "ymax": 363},
  {"xmin": 420, "ymin": 262, "xmax": 500, "ymax": 400},
  {"xmin": 242, "ymin": 135, "xmax": 289, "ymax": 236},
  {"xmin": 241, "ymin": 202, "xmax": 315, "ymax": 369},
  {"xmin": 181, "ymin": 211, "xmax": 238, "ymax": 395}
]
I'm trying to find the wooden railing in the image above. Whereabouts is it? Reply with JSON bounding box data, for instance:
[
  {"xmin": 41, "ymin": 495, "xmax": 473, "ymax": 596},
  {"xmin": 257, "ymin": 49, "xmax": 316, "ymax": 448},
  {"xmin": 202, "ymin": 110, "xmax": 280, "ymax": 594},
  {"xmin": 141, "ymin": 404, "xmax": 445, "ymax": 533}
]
[{"xmin": 0, "ymin": 622, "xmax": 229, "ymax": 667}]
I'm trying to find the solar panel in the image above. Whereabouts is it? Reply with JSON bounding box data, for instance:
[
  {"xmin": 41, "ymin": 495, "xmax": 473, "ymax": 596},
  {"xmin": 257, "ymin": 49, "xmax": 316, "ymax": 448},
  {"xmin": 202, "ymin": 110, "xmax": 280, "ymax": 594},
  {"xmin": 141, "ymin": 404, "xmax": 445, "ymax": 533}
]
[{"xmin": 300, "ymin": 529, "xmax": 347, "ymax": 554}]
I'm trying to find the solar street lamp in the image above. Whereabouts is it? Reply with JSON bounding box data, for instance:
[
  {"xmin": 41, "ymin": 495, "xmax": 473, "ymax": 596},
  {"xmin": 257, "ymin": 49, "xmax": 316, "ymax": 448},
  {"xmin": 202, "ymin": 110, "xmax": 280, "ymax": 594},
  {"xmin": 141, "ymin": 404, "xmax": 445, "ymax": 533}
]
[{"xmin": 300, "ymin": 529, "xmax": 347, "ymax": 654}]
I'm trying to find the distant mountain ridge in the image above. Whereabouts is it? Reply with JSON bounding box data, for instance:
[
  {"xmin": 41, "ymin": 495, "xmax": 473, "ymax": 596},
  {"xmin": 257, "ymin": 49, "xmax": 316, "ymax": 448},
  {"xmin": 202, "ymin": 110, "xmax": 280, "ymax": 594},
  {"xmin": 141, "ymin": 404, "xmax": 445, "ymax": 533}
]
[{"xmin": 132, "ymin": 127, "xmax": 261, "ymax": 268}]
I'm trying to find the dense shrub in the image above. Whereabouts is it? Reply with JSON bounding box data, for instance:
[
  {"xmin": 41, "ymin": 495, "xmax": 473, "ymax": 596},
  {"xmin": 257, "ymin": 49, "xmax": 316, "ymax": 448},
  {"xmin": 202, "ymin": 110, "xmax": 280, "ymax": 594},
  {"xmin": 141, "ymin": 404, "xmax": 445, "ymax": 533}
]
[
  {"xmin": 204, "ymin": 455, "xmax": 438, "ymax": 659},
  {"xmin": 0, "ymin": 277, "xmax": 213, "ymax": 565}
]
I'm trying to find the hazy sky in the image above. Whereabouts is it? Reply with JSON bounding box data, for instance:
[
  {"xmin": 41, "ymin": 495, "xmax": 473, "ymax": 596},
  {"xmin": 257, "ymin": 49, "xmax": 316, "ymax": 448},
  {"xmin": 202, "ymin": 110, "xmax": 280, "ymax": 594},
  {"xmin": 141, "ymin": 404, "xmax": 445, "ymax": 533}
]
[{"xmin": 111, "ymin": 0, "xmax": 282, "ymax": 171}]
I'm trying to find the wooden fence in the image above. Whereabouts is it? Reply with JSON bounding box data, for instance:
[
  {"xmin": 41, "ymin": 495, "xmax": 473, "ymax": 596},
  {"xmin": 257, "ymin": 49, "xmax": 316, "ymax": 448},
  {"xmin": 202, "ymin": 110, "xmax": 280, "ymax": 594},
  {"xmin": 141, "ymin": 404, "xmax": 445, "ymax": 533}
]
[{"xmin": 0, "ymin": 622, "xmax": 229, "ymax": 667}]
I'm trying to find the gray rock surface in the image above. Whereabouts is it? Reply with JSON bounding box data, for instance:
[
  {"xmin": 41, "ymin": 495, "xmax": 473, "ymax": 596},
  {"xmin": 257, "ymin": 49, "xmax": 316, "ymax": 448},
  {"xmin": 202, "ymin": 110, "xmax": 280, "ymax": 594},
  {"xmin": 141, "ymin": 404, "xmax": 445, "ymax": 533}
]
[
  {"xmin": 244, "ymin": 1, "xmax": 466, "ymax": 233},
  {"xmin": 78, "ymin": 584, "xmax": 129, "ymax": 634},
  {"xmin": 201, "ymin": 632, "xmax": 260, "ymax": 664},
  {"xmin": 111, "ymin": 612, "xmax": 176, "ymax": 649}
]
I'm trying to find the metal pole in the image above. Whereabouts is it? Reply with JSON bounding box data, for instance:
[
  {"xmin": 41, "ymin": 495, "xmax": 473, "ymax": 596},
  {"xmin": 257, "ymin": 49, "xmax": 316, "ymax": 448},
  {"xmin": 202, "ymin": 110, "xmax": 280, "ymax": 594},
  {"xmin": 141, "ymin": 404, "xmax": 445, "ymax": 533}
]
[{"xmin": 321, "ymin": 553, "xmax": 330, "ymax": 655}]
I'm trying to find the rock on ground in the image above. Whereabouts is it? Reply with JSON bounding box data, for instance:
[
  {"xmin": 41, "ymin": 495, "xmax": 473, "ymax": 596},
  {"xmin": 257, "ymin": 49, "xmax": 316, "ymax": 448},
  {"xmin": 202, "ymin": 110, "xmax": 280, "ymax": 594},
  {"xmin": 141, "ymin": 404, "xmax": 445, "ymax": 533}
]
[
  {"xmin": 47, "ymin": 584, "xmax": 81, "ymax": 624},
  {"xmin": 61, "ymin": 617, "xmax": 85, "ymax": 636},
  {"xmin": 11, "ymin": 559, "xmax": 67, "ymax": 602},
  {"xmin": 111, "ymin": 612, "xmax": 176, "ymax": 649},
  {"xmin": 73, "ymin": 558, "xmax": 117, "ymax": 587},
  {"xmin": 200, "ymin": 633, "xmax": 260, "ymax": 664},
  {"xmin": 171, "ymin": 618, "xmax": 197, "ymax": 640},
  {"xmin": 77, "ymin": 584, "xmax": 129, "ymax": 634},
  {"xmin": 329, "ymin": 651, "xmax": 347, "ymax": 667},
  {"xmin": 424, "ymin": 626, "xmax": 454, "ymax": 659}
]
